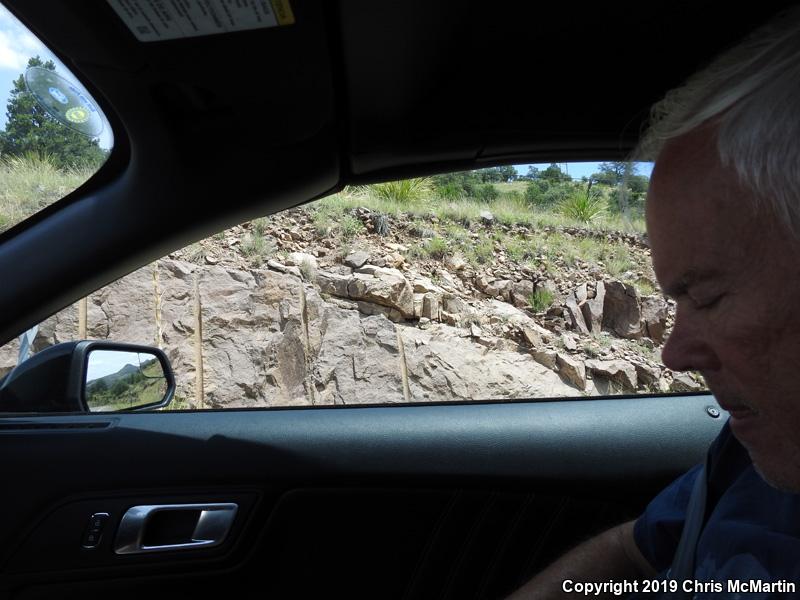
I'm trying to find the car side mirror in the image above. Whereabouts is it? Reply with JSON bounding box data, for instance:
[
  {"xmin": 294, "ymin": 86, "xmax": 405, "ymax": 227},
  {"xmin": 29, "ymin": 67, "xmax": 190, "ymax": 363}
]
[
  {"xmin": 0, "ymin": 341, "xmax": 175, "ymax": 414},
  {"xmin": 84, "ymin": 347, "xmax": 173, "ymax": 412}
]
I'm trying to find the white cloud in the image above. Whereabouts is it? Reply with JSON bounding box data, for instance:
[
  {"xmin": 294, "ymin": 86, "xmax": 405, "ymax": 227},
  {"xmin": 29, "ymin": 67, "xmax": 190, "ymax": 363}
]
[{"xmin": 0, "ymin": 5, "xmax": 48, "ymax": 71}]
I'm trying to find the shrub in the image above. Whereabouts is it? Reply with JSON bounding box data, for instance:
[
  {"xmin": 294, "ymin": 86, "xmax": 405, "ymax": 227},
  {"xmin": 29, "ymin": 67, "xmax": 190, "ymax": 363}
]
[
  {"xmin": 473, "ymin": 183, "xmax": 499, "ymax": 202},
  {"xmin": 0, "ymin": 153, "xmax": 95, "ymax": 233},
  {"xmin": 371, "ymin": 213, "xmax": 390, "ymax": 236},
  {"xmin": 436, "ymin": 182, "xmax": 463, "ymax": 201},
  {"xmin": 339, "ymin": 214, "xmax": 365, "ymax": 240},
  {"xmin": 634, "ymin": 277, "xmax": 655, "ymax": 296},
  {"xmin": 605, "ymin": 251, "xmax": 634, "ymax": 276},
  {"xmin": 541, "ymin": 184, "xmax": 572, "ymax": 207},
  {"xmin": 524, "ymin": 179, "xmax": 550, "ymax": 204},
  {"xmin": 558, "ymin": 190, "xmax": 607, "ymax": 224},
  {"xmin": 506, "ymin": 238, "xmax": 532, "ymax": 262},
  {"xmin": 466, "ymin": 239, "xmax": 494, "ymax": 265},
  {"xmin": 312, "ymin": 206, "xmax": 337, "ymax": 237},
  {"xmin": 299, "ymin": 259, "xmax": 317, "ymax": 282},
  {"xmin": 240, "ymin": 232, "xmax": 273, "ymax": 266},
  {"xmin": 251, "ymin": 217, "xmax": 270, "ymax": 236},
  {"xmin": 528, "ymin": 288, "xmax": 555, "ymax": 312},
  {"xmin": 371, "ymin": 178, "xmax": 432, "ymax": 203},
  {"xmin": 423, "ymin": 237, "xmax": 448, "ymax": 259}
]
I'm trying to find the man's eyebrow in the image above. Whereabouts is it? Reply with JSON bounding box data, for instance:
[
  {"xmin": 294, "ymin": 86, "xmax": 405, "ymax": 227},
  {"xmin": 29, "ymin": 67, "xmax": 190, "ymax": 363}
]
[{"xmin": 661, "ymin": 269, "xmax": 721, "ymax": 299}]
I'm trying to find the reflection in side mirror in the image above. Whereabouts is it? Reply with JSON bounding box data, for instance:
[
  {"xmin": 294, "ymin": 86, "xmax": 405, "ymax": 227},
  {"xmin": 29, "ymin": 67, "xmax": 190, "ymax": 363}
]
[{"xmin": 85, "ymin": 350, "xmax": 168, "ymax": 412}]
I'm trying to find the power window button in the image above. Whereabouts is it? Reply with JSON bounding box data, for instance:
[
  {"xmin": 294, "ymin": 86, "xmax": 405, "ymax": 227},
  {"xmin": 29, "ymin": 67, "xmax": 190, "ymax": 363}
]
[{"xmin": 82, "ymin": 512, "xmax": 109, "ymax": 549}]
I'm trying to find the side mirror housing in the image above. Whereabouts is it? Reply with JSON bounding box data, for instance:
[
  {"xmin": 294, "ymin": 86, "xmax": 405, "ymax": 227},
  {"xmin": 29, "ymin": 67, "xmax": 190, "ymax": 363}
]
[{"xmin": 0, "ymin": 341, "xmax": 175, "ymax": 414}]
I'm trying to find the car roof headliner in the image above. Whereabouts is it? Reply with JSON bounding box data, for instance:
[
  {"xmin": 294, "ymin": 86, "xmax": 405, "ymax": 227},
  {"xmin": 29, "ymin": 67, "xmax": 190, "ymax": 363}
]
[{"xmin": 0, "ymin": 0, "xmax": 794, "ymax": 343}]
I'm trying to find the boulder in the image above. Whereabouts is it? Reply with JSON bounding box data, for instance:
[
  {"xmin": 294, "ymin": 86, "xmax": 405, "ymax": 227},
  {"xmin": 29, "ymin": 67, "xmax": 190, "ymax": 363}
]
[
  {"xmin": 344, "ymin": 251, "xmax": 370, "ymax": 269},
  {"xmin": 435, "ymin": 269, "xmax": 460, "ymax": 291},
  {"xmin": 670, "ymin": 372, "xmax": 705, "ymax": 393},
  {"xmin": 267, "ymin": 259, "xmax": 302, "ymax": 279},
  {"xmin": 347, "ymin": 267, "xmax": 414, "ymax": 317},
  {"xmin": 565, "ymin": 295, "xmax": 589, "ymax": 334},
  {"xmin": 401, "ymin": 327, "xmax": 578, "ymax": 401},
  {"xmin": 421, "ymin": 293, "xmax": 440, "ymax": 321},
  {"xmin": 356, "ymin": 301, "xmax": 405, "ymax": 323},
  {"xmin": 634, "ymin": 362, "xmax": 661, "ymax": 388},
  {"xmin": 316, "ymin": 270, "xmax": 350, "ymax": 298},
  {"xmin": 484, "ymin": 279, "xmax": 513, "ymax": 300},
  {"xmin": 574, "ymin": 282, "xmax": 588, "ymax": 304},
  {"xmin": 480, "ymin": 210, "xmax": 494, "ymax": 224},
  {"xmin": 286, "ymin": 252, "xmax": 318, "ymax": 271},
  {"xmin": 585, "ymin": 359, "xmax": 637, "ymax": 391},
  {"xmin": 556, "ymin": 353, "xmax": 586, "ymax": 390},
  {"xmin": 561, "ymin": 333, "xmax": 577, "ymax": 351},
  {"xmin": 511, "ymin": 280, "xmax": 534, "ymax": 308},
  {"xmin": 442, "ymin": 295, "xmax": 467, "ymax": 315},
  {"xmin": 520, "ymin": 322, "xmax": 553, "ymax": 346},
  {"xmin": 445, "ymin": 255, "xmax": 467, "ymax": 271},
  {"xmin": 532, "ymin": 349, "xmax": 558, "ymax": 370},
  {"xmin": 413, "ymin": 276, "xmax": 444, "ymax": 295},
  {"xmin": 441, "ymin": 311, "xmax": 460, "ymax": 326},
  {"xmin": 412, "ymin": 293, "xmax": 425, "ymax": 319},
  {"xmin": 602, "ymin": 280, "xmax": 643, "ymax": 339},
  {"xmin": 581, "ymin": 280, "xmax": 605, "ymax": 335},
  {"xmin": 641, "ymin": 295, "xmax": 669, "ymax": 342}
]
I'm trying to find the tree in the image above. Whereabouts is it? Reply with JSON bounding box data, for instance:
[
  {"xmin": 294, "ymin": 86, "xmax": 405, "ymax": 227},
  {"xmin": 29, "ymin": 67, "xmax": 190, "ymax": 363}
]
[
  {"xmin": 592, "ymin": 162, "xmax": 637, "ymax": 187},
  {"xmin": 540, "ymin": 163, "xmax": 572, "ymax": 183},
  {"xmin": 476, "ymin": 166, "xmax": 517, "ymax": 183},
  {"xmin": 0, "ymin": 57, "xmax": 107, "ymax": 169},
  {"xmin": 521, "ymin": 165, "xmax": 540, "ymax": 180}
]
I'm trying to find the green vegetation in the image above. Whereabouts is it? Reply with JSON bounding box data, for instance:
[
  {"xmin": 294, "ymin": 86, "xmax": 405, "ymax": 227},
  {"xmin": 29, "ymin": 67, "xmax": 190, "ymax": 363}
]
[
  {"xmin": 529, "ymin": 288, "xmax": 555, "ymax": 312},
  {"xmin": 0, "ymin": 154, "xmax": 96, "ymax": 232},
  {"xmin": 422, "ymin": 236, "xmax": 448, "ymax": 259},
  {"xmin": 0, "ymin": 57, "xmax": 107, "ymax": 170},
  {"xmin": 339, "ymin": 214, "xmax": 365, "ymax": 240},
  {"xmin": 372, "ymin": 178, "xmax": 432, "ymax": 203},
  {"xmin": 0, "ymin": 57, "xmax": 111, "ymax": 232},
  {"xmin": 558, "ymin": 187, "xmax": 607, "ymax": 224},
  {"xmin": 300, "ymin": 163, "xmax": 650, "ymax": 281},
  {"xmin": 240, "ymin": 232, "xmax": 274, "ymax": 266}
]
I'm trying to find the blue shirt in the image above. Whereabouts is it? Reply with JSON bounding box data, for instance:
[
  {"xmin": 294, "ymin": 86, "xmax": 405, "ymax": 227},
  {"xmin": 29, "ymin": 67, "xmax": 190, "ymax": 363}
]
[{"xmin": 632, "ymin": 422, "xmax": 800, "ymax": 598}]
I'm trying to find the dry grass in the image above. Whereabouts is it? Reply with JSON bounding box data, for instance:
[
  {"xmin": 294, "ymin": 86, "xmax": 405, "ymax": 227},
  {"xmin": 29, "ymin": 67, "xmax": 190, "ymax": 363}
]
[{"xmin": 0, "ymin": 154, "xmax": 97, "ymax": 233}]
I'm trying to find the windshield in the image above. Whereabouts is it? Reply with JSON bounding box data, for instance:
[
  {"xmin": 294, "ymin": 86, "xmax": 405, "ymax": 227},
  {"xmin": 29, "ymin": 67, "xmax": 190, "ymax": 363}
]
[{"xmin": 0, "ymin": 3, "xmax": 113, "ymax": 233}]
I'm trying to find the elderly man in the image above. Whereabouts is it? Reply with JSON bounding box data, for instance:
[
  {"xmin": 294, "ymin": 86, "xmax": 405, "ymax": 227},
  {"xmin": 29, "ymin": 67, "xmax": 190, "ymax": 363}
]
[{"xmin": 509, "ymin": 8, "xmax": 800, "ymax": 599}]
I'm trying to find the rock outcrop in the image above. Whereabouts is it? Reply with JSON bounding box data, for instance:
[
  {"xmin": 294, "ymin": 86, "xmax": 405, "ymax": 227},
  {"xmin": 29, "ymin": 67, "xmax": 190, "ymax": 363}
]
[{"xmin": 0, "ymin": 205, "xmax": 688, "ymax": 407}]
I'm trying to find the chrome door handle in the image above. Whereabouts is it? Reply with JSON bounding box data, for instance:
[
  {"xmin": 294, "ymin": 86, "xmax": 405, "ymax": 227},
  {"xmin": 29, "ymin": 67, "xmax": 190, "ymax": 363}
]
[{"xmin": 115, "ymin": 503, "xmax": 238, "ymax": 555}]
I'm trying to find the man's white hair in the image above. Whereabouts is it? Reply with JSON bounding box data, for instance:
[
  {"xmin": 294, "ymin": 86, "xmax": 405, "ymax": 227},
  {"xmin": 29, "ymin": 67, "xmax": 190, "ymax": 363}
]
[{"xmin": 636, "ymin": 8, "xmax": 800, "ymax": 235}]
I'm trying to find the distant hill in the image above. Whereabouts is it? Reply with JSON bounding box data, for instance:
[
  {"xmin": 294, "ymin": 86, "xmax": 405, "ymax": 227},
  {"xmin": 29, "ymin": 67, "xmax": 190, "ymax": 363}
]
[{"xmin": 87, "ymin": 362, "xmax": 139, "ymax": 389}]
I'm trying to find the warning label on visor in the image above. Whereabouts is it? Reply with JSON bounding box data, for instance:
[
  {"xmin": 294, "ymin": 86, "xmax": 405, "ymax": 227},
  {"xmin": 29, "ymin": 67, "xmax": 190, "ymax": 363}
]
[{"xmin": 108, "ymin": 0, "xmax": 294, "ymax": 42}]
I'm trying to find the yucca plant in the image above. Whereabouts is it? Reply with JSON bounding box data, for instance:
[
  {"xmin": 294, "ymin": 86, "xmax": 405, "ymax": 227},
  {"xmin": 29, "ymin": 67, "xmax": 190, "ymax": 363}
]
[
  {"xmin": 371, "ymin": 177, "xmax": 432, "ymax": 203},
  {"xmin": 558, "ymin": 182, "xmax": 607, "ymax": 224}
]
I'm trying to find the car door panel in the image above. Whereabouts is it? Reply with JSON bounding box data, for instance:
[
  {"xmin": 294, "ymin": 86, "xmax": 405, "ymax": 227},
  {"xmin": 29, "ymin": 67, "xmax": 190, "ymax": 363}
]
[{"xmin": 1, "ymin": 393, "xmax": 723, "ymax": 599}]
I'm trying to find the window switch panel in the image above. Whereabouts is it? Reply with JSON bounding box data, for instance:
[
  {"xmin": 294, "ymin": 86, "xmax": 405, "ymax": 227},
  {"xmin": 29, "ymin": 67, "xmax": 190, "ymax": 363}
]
[{"xmin": 81, "ymin": 512, "xmax": 109, "ymax": 549}]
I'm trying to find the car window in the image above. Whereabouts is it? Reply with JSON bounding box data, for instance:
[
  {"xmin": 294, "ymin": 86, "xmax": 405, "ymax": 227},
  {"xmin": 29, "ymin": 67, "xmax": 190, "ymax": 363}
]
[
  {"xmin": 0, "ymin": 162, "xmax": 710, "ymax": 412},
  {"xmin": 0, "ymin": 3, "xmax": 113, "ymax": 233}
]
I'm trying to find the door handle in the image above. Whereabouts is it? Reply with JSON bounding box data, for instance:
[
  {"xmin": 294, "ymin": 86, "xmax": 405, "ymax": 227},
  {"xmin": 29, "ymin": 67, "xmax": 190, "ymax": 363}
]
[{"xmin": 115, "ymin": 503, "xmax": 238, "ymax": 555}]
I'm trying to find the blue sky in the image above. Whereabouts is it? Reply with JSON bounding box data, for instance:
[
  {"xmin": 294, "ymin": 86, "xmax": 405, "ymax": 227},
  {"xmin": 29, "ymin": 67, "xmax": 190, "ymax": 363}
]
[
  {"xmin": 0, "ymin": 4, "xmax": 113, "ymax": 148},
  {"xmin": 514, "ymin": 162, "xmax": 653, "ymax": 180}
]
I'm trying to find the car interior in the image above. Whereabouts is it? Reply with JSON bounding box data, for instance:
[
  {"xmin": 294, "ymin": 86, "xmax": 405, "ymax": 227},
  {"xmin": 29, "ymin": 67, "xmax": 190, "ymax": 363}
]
[{"xmin": 0, "ymin": 2, "xmax": 795, "ymax": 598}]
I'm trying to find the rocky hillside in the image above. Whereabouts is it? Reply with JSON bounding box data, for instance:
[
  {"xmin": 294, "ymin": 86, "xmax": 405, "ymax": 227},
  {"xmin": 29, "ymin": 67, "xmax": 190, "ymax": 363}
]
[{"xmin": 0, "ymin": 202, "xmax": 706, "ymax": 409}]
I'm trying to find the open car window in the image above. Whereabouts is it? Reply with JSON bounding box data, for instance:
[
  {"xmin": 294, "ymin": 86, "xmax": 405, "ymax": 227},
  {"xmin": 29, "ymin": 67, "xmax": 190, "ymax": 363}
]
[
  {"xmin": 0, "ymin": 3, "xmax": 113, "ymax": 234},
  {"xmin": 0, "ymin": 162, "xmax": 709, "ymax": 412}
]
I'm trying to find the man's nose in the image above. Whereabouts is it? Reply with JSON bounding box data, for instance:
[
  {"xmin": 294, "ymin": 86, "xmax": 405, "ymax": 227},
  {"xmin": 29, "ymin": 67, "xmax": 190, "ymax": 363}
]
[{"xmin": 660, "ymin": 306, "xmax": 721, "ymax": 374}]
